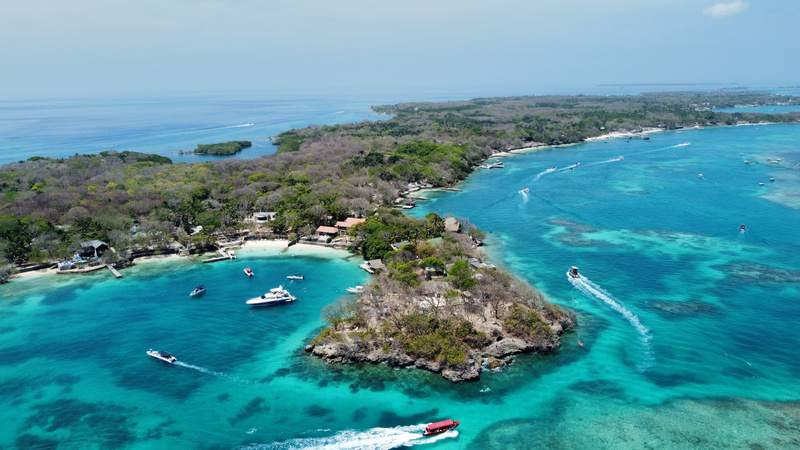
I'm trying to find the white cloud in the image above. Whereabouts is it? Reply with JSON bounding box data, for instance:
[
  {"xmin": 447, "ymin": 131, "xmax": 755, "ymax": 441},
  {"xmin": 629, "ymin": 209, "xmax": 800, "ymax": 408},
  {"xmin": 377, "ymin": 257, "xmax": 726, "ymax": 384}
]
[{"xmin": 703, "ymin": 1, "xmax": 749, "ymax": 18}]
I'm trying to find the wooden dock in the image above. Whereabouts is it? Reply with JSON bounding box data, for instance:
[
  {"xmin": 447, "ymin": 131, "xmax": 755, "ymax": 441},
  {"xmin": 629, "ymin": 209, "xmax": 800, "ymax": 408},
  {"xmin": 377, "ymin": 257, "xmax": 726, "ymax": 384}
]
[
  {"xmin": 203, "ymin": 249, "xmax": 236, "ymax": 264},
  {"xmin": 202, "ymin": 256, "xmax": 230, "ymax": 263},
  {"xmin": 106, "ymin": 264, "xmax": 122, "ymax": 278}
]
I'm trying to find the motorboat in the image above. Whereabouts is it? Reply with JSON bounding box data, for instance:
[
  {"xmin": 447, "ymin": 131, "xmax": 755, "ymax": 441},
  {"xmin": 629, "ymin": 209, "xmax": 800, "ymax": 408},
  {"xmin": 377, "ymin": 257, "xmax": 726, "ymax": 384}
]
[
  {"xmin": 244, "ymin": 268, "xmax": 254, "ymax": 277},
  {"xmin": 228, "ymin": 250, "xmax": 236, "ymax": 259},
  {"xmin": 480, "ymin": 160, "xmax": 504, "ymax": 169},
  {"xmin": 422, "ymin": 419, "xmax": 460, "ymax": 437},
  {"xmin": 189, "ymin": 285, "xmax": 206, "ymax": 297},
  {"xmin": 286, "ymin": 274, "xmax": 304, "ymax": 280},
  {"xmin": 770, "ymin": 177, "xmax": 775, "ymax": 182},
  {"xmin": 346, "ymin": 286, "xmax": 365, "ymax": 294},
  {"xmin": 246, "ymin": 285, "xmax": 296, "ymax": 306},
  {"xmin": 147, "ymin": 349, "xmax": 176, "ymax": 364},
  {"xmin": 567, "ymin": 266, "xmax": 580, "ymax": 279}
]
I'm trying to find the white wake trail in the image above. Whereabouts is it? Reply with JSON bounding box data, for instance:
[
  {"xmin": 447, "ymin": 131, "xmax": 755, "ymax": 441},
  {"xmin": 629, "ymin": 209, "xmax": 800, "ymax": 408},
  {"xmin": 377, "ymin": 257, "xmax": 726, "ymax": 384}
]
[
  {"xmin": 569, "ymin": 274, "xmax": 654, "ymax": 370},
  {"xmin": 570, "ymin": 276, "xmax": 651, "ymax": 340},
  {"xmin": 246, "ymin": 424, "xmax": 455, "ymax": 450},
  {"xmin": 174, "ymin": 361, "xmax": 249, "ymax": 384},
  {"xmin": 534, "ymin": 167, "xmax": 557, "ymax": 181}
]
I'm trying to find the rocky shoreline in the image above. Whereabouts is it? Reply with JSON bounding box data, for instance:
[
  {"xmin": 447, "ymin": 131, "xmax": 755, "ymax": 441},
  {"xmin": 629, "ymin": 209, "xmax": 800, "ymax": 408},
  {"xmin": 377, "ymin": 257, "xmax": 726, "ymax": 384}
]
[{"xmin": 306, "ymin": 299, "xmax": 575, "ymax": 382}]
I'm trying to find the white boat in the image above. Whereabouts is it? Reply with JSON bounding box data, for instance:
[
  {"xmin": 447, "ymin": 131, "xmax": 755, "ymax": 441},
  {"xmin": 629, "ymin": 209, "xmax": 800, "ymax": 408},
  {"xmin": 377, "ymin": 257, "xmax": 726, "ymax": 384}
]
[
  {"xmin": 228, "ymin": 250, "xmax": 236, "ymax": 259},
  {"xmin": 189, "ymin": 285, "xmax": 206, "ymax": 297},
  {"xmin": 346, "ymin": 286, "xmax": 365, "ymax": 294},
  {"xmin": 246, "ymin": 285, "xmax": 296, "ymax": 306},
  {"xmin": 480, "ymin": 160, "xmax": 504, "ymax": 169},
  {"xmin": 244, "ymin": 268, "xmax": 254, "ymax": 277},
  {"xmin": 147, "ymin": 349, "xmax": 176, "ymax": 364},
  {"xmin": 567, "ymin": 266, "xmax": 580, "ymax": 279},
  {"xmin": 287, "ymin": 274, "xmax": 304, "ymax": 280}
]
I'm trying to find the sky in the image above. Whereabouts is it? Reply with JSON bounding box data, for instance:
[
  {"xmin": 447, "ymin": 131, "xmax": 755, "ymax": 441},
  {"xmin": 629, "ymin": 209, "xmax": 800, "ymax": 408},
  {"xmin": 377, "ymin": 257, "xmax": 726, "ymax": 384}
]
[{"xmin": 1, "ymin": 0, "xmax": 798, "ymax": 99}]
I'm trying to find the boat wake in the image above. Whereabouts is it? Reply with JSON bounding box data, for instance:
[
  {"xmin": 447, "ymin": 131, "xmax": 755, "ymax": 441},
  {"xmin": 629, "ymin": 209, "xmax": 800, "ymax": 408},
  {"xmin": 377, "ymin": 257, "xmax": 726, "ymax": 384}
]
[
  {"xmin": 534, "ymin": 167, "xmax": 557, "ymax": 181},
  {"xmin": 569, "ymin": 275, "xmax": 654, "ymax": 370},
  {"xmin": 636, "ymin": 142, "xmax": 690, "ymax": 156},
  {"xmin": 174, "ymin": 361, "xmax": 249, "ymax": 384},
  {"xmin": 245, "ymin": 424, "xmax": 455, "ymax": 449},
  {"xmin": 581, "ymin": 156, "xmax": 624, "ymax": 169},
  {"xmin": 519, "ymin": 188, "xmax": 529, "ymax": 204}
]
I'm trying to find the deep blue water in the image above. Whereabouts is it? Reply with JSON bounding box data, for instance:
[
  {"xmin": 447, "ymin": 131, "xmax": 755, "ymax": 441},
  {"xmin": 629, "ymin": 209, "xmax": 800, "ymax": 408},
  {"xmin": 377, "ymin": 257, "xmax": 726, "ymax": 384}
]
[
  {"xmin": 0, "ymin": 96, "xmax": 387, "ymax": 165},
  {"xmin": 2, "ymin": 93, "xmax": 800, "ymax": 448}
]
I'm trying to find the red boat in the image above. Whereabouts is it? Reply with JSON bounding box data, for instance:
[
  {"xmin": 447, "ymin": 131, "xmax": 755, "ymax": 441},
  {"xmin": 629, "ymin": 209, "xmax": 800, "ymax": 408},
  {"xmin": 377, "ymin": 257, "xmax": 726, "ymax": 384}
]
[{"xmin": 422, "ymin": 419, "xmax": 460, "ymax": 436}]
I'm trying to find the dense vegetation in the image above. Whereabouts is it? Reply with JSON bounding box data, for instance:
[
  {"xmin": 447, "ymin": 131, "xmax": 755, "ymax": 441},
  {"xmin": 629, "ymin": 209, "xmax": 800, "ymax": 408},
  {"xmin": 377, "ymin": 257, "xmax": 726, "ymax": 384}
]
[
  {"xmin": 193, "ymin": 141, "xmax": 252, "ymax": 155},
  {"xmin": 1, "ymin": 92, "xmax": 798, "ymax": 280}
]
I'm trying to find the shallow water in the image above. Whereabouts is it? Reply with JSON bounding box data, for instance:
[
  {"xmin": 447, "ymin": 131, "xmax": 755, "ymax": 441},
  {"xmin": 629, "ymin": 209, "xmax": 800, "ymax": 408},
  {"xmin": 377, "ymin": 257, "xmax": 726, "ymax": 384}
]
[{"xmin": 2, "ymin": 109, "xmax": 800, "ymax": 448}]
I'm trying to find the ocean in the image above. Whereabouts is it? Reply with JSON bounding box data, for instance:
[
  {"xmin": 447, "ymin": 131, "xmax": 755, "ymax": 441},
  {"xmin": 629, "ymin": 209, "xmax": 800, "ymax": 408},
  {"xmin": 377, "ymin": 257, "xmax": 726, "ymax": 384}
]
[{"xmin": 1, "ymin": 92, "xmax": 800, "ymax": 449}]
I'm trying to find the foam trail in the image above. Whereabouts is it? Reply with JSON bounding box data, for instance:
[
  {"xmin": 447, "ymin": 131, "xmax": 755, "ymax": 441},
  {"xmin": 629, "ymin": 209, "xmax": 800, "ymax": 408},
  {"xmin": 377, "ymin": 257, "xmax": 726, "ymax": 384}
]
[
  {"xmin": 635, "ymin": 142, "xmax": 690, "ymax": 156},
  {"xmin": 519, "ymin": 188, "xmax": 529, "ymax": 204},
  {"xmin": 204, "ymin": 123, "xmax": 255, "ymax": 131},
  {"xmin": 581, "ymin": 156, "xmax": 624, "ymax": 169},
  {"xmin": 534, "ymin": 167, "xmax": 557, "ymax": 181},
  {"xmin": 570, "ymin": 276, "xmax": 651, "ymax": 340},
  {"xmin": 569, "ymin": 274, "xmax": 654, "ymax": 370},
  {"xmin": 246, "ymin": 424, "xmax": 453, "ymax": 450},
  {"xmin": 174, "ymin": 361, "xmax": 249, "ymax": 384}
]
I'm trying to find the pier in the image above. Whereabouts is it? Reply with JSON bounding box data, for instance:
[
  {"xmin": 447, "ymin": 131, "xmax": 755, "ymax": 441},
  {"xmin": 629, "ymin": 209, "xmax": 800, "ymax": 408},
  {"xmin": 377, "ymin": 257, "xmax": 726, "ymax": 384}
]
[
  {"xmin": 106, "ymin": 264, "xmax": 122, "ymax": 278},
  {"xmin": 202, "ymin": 248, "xmax": 236, "ymax": 264}
]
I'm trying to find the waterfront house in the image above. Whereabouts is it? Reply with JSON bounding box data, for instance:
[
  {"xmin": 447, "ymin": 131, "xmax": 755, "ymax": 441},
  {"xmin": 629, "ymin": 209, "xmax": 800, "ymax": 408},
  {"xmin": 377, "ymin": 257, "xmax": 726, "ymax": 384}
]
[
  {"xmin": 79, "ymin": 240, "xmax": 108, "ymax": 258},
  {"xmin": 316, "ymin": 226, "xmax": 339, "ymax": 238}
]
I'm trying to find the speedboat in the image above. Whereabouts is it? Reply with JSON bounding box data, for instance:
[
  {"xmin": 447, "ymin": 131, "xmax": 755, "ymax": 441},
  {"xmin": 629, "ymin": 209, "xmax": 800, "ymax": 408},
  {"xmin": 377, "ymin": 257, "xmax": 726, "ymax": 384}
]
[
  {"xmin": 244, "ymin": 268, "xmax": 254, "ymax": 277},
  {"xmin": 770, "ymin": 177, "xmax": 775, "ymax": 182},
  {"xmin": 567, "ymin": 266, "xmax": 580, "ymax": 279},
  {"xmin": 228, "ymin": 250, "xmax": 236, "ymax": 259},
  {"xmin": 189, "ymin": 285, "xmax": 206, "ymax": 297},
  {"xmin": 286, "ymin": 274, "xmax": 304, "ymax": 280},
  {"xmin": 422, "ymin": 419, "xmax": 460, "ymax": 437},
  {"xmin": 346, "ymin": 286, "xmax": 365, "ymax": 294},
  {"xmin": 147, "ymin": 349, "xmax": 176, "ymax": 364},
  {"xmin": 246, "ymin": 285, "xmax": 296, "ymax": 306}
]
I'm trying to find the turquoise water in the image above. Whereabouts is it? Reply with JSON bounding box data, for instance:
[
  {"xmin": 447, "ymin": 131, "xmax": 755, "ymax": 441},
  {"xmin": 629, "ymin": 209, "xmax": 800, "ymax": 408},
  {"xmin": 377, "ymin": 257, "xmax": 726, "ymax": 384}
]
[{"xmin": 3, "ymin": 118, "xmax": 800, "ymax": 447}]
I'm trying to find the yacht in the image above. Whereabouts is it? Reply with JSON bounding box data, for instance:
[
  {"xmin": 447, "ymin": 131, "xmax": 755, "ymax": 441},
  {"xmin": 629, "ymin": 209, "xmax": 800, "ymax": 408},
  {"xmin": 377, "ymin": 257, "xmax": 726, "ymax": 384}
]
[
  {"xmin": 346, "ymin": 286, "xmax": 365, "ymax": 294},
  {"xmin": 189, "ymin": 285, "xmax": 206, "ymax": 297},
  {"xmin": 147, "ymin": 349, "xmax": 176, "ymax": 364},
  {"xmin": 246, "ymin": 285, "xmax": 296, "ymax": 306}
]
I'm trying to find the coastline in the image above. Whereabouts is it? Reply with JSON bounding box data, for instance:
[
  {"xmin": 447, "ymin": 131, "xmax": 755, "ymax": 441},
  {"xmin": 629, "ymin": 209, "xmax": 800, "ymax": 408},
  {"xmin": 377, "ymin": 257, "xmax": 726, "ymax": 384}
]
[{"xmin": 8, "ymin": 239, "xmax": 358, "ymax": 284}]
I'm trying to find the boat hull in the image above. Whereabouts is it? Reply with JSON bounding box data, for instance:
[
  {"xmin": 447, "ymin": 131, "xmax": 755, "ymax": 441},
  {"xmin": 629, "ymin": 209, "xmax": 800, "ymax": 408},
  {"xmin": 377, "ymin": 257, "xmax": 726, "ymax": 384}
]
[
  {"xmin": 246, "ymin": 297, "xmax": 296, "ymax": 306},
  {"xmin": 146, "ymin": 350, "xmax": 176, "ymax": 364},
  {"xmin": 422, "ymin": 420, "xmax": 460, "ymax": 436}
]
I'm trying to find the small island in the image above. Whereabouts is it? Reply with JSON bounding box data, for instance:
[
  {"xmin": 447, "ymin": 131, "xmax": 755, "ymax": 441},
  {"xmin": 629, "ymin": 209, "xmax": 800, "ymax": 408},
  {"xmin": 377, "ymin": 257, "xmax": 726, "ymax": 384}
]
[
  {"xmin": 305, "ymin": 209, "xmax": 575, "ymax": 382},
  {"xmin": 193, "ymin": 140, "xmax": 252, "ymax": 155}
]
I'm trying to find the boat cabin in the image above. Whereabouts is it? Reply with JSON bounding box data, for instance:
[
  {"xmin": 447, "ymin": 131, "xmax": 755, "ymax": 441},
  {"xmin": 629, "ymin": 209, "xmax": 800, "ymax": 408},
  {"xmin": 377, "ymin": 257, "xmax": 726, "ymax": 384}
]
[{"xmin": 568, "ymin": 266, "xmax": 580, "ymax": 279}]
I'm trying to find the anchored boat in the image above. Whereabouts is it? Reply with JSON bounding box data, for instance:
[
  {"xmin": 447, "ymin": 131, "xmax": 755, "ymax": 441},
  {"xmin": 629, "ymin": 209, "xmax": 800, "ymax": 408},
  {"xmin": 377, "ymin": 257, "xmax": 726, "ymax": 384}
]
[{"xmin": 246, "ymin": 285, "xmax": 296, "ymax": 306}]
